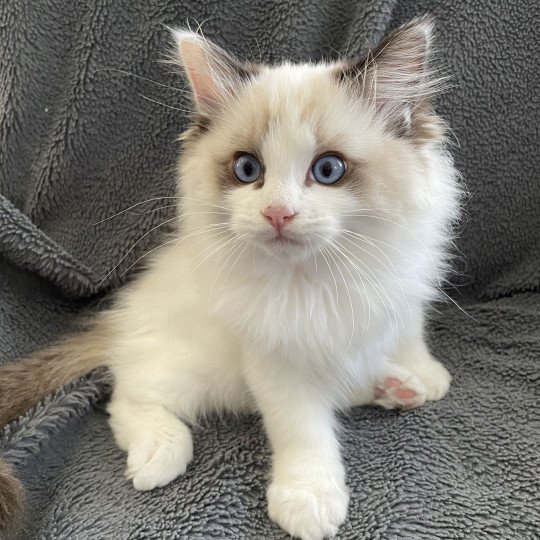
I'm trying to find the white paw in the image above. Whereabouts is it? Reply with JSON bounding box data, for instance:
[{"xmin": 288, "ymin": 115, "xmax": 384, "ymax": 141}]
[
  {"xmin": 267, "ymin": 475, "xmax": 349, "ymax": 540},
  {"xmin": 125, "ymin": 424, "xmax": 193, "ymax": 491},
  {"xmin": 373, "ymin": 364, "xmax": 427, "ymax": 410},
  {"xmin": 373, "ymin": 358, "xmax": 451, "ymax": 410},
  {"xmin": 413, "ymin": 358, "xmax": 452, "ymax": 401}
]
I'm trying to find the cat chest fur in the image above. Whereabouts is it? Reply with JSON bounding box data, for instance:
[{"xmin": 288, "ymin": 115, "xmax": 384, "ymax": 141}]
[{"xmin": 206, "ymin": 253, "xmax": 399, "ymax": 368}]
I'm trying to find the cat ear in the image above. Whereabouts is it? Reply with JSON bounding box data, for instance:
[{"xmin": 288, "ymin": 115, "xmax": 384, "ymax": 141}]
[
  {"xmin": 338, "ymin": 16, "xmax": 444, "ymax": 140},
  {"xmin": 171, "ymin": 30, "xmax": 259, "ymax": 113}
]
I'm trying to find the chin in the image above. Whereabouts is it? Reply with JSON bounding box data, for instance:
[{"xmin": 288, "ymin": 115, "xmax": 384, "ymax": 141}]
[{"xmin": 258, "ymin": 235, "xmax": 312, "ymax": 262}]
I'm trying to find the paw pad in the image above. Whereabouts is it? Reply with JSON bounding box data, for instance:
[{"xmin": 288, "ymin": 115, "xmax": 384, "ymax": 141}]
[{"xmin": 374, "ymin": 376, "xmax": 426, "ymax": 409}]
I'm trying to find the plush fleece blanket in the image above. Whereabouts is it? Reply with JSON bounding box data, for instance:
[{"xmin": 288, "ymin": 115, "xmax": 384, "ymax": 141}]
[{"xmin": 1, "ymin": 0, "xmax": 538, "ymax": 538}]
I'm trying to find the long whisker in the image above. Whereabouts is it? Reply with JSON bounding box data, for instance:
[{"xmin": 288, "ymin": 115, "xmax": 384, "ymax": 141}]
[
  {"xmin": 91, "ymin": 196, "xmax": 182, "ymax": 226},
  {"xmin": 138, "ymin": 93, "xmax": 192, "ymax": 114},
  {"xmin": 211, "ymin": 233, "xmax": 246, "ymax": 267},
  {"xmin": 340, "ymin": 232, "xmax": 411, "ymax": 319},
  {"xmin": 344, "ymin": 213, "xmax": 442, "ymax": 287},
  {"xmin": 341, "ymin": 232, "xmax": 402, "ymax": 280},
  {"xmin": 219, "ymin": 238, "xmax": 251, "ymax": 292},
  {"xmin": 180, "ymin": 197, "xmax": 231, "ymax": 212},
  {"xmin": 120, "ymin": 223, "xmax": 230, "ymax": 277},
  {"xmin": 207, "ymin": 235, "xmax": 246, "ymax": 306},
  {"xmin": 341, "ymin": 206, "xmax": 414, "ymax": 215},
  {"xmin": 193, "ymin": 233, "xmax": 241, "ymax": 270},
  {"xmin": 211, "ymin": 236, "xmax": 251, "ymax": 306},
  {"xmin": 318, "ymin": 244, "xmax": 339, "ymax": 301},
  {"xmin": 340, "ymin": 213, "xmax": 405, "ymax": 223},
  {"xmin": 334, "ymin": 238, "xmax": 401, "ymax": 330},
  {"xmin": 328, "ymin": 238, "xmax": 399, "ymax": 338},
  {"xmin": 322, "ymin": 241, "xmax": 370, "ymax": 333},
  {"xmin": 91, "ymin": 196, "xmax": 231, "ymax": 226},
  {"xmin": 322, "ymin": 241, "xmax": 370, "ymax": 332},
  {"xmin": 331, "ymin": 243, "xmax": 392, "ymax": 338},
  {"xmin": 99, "ymin": 215, "xmax": 179, "ymax": 285},
  {"xmin": 438, "ymin": 290, "xmax": 479, "ymax": 322},
  {"xmin": 321, "ymin": 244, "xmax": 355, "ymax": 352},
  {"xmin": 125, "ymin": 204, "xmax": 180, "ymax": 216},
  {"xmin": 307, "ymin": 237, "xmax": 318, "ymax": 274},
  {"xmin": 95, "ymin": 67, "xmax": 191, "ymax": 95},
  {"xmin": 341, "ymin": 229, "xmax": 404, "ymax": 254},
  {"xmin": 342, "ymin": 209, "xmax": 414, "ymax": 217},
  {"xmin": 160, "ymin": 228, "xmax": 235, "ymax": 268}
]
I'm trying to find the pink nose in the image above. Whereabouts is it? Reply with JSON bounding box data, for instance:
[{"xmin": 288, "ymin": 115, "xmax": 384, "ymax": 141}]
[{"xmin": 262, "ymin": 206, "xmax": 296, "ymax": 232}]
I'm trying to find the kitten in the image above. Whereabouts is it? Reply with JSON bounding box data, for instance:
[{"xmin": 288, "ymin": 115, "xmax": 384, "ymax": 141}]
[{"xmin": 0, "ymin": 16, "xmax": 461, "ymax": 540}]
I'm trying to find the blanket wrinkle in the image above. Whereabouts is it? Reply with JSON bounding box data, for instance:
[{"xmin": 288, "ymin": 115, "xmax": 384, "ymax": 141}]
[{"xmin": 0, "ymin": 0, "xmax": 538, "ymax": 538}]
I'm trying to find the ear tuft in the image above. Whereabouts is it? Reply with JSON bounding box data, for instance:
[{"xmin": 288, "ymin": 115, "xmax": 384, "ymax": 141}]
[{"xmin": 170, "ymin": 29, "xmax": 259, "ymax": 113}]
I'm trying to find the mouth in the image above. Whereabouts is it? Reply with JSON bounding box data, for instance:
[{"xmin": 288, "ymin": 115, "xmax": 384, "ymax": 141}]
[{"xmin": 266, "ymin": 233, "xmax": 303, "ymax": 247}]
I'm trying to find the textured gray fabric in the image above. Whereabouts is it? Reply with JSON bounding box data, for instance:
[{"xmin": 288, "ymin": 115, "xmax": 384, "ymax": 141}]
[{"xmin": 0, "ymin": 0, "xmax": 539, "ymax": 538}]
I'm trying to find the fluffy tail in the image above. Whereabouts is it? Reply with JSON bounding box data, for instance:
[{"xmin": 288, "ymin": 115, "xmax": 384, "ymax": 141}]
[
  {"xmin": 0, "ymin": 320, "xmax": 111, "ymax": 535},
  {"xmin": 0, "ymin": 459, "xmax": 25, "ymax": 538},
  {"xmin": 0, "ymin": 322, "xmax": 111, "ymax": 426}
]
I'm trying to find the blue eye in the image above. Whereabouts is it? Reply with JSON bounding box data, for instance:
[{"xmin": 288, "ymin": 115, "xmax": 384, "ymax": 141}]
[
  {"xmin": 233, "ymin": 154, "xmax": 262, "ymax": 183},
  {"xmin": 311, "ymin": 155, "xmax": 346, "ymax": 185}
]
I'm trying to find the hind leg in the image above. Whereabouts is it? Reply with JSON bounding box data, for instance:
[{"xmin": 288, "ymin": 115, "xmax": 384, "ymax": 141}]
[
  {"xmin": 374, "ymin": 334, "xmax": 451, "ymax": 410},
  {"xmin": 353, "ymin": 318, "xmax": 451, "ymax": 409}
]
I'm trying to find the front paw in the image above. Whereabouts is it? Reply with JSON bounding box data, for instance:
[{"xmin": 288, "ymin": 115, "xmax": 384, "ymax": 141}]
[
  {"xmin": 267, "ymin": 475, "xmax": 349, "ymax": 540},
  {"xmin": 125, "ymin": 423, "xmax": 193, "ymax": 491}
]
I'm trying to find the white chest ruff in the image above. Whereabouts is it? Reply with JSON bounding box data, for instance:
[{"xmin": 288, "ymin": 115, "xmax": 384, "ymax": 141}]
[{"xmin": 208, "ymin": 256, "xmax": 404, "ymax": 368}]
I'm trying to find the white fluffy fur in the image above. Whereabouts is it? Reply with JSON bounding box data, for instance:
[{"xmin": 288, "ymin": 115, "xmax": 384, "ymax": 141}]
[{"xmin": 103, "ymin": 20, "xmax": 460, "ymax": 540}]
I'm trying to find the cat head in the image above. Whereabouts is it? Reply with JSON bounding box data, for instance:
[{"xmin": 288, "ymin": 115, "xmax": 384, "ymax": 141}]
[{"xmin": 172, "ymin": 17, "xmax": 449, "ymax": 264}]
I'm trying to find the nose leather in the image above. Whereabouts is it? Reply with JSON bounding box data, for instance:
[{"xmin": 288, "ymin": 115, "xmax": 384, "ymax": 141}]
[{"xmin": 262, "ymin": 206, "xmax": 296, "ymax": 232}]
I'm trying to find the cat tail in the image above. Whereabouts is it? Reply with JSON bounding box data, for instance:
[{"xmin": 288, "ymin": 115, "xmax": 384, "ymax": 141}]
[
  {"xmin": 0, "ymin": 459, "xmax": 25, "ymax": 538},
  {"xmin": 0, "ymin": 319, "xmax": 111, "ymax": 426},
  {"xmin": 0, "ymin": 318, "xmax": 112, "ymax": 535}
]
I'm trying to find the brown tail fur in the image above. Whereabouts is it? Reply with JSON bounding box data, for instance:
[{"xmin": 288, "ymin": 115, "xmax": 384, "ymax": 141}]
[
  {"xmin": 0, "ymin": 319, "xmax": 111, "ymax": 534},
  {"xmin": 0, "ymin": 458, "xmax": 25, "ymax": 537},
  {"xmin": 0, "ymin": 321, "xmax": 111, "ymax": 426}
]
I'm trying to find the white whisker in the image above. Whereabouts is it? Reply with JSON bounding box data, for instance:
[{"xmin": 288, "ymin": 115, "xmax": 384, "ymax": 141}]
[
  {"xmin": 193, "ymin": 233, "xmax": 241, "ymax": 271},
  {"xmin": 343, "ymin": 214, "xmax": 442, "ymax": 287},
  {"xmin": 212, "ymin": 237, "xmax": 251, "ymax": 305},
  {"xmin": 321, "ymin": 244, "xmax": 355, "ymax": 352},
  {"xmin": 99, "ymin": 215, "xmax": 179, "ymax": 285},
  {"xmin": 328, "ymin": 238, "xmax": 399, "ymax": 338},
  {"xmin": 340, "ymin": 232, "xmax": 411, "ymax": 320},
  {"xmin": 121, "ymin": 223, "xmax": 230, "ymax": 277},
  {"xmin": 318, "ymin": 245, "xmax": 339, "ymax": 301},
  {"xmin": 138, "ymin": 93, "xmax": 192, "ymax": 114}
]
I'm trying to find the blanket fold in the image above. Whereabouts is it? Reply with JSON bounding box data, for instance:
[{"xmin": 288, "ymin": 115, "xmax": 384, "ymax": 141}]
[{"xmin": 0, "ymin": 195, "xmax": 101, "ymax": 298}]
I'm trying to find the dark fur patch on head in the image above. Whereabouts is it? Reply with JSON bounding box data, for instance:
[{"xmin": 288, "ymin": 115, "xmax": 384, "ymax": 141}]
[
  {"xmin": 324, "ymin": 158, "xmax": 366, "ymax": 196},
  {"xmin": 194, "ymin": 113, "xmax": 211, "ymax": 133},
  {"xmin": 338, "ymin": 15, "xmax": 433, "ymax": 83},
  {"xmin": 229, "ymin": 60, "xmax": 261, "ymax": 82},
  {"xmin": 0, "ymin": 458, "xmax": 25, "ymax": 537},
  {"xmin": 180, "ymin": 113, "xmax": 212, "ymax": 144},
  {"xmin": 409, "ymin": 102, "xmax": 445, "ymax": 145},
  {"xmin": 335, "ymin": 15, "xmax": 445, "ymax": 145}
]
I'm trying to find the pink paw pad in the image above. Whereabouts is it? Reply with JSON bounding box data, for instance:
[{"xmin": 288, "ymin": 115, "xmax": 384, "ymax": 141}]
[{"xmin": 374, "ymin": 377, "xmax": 425, "ymax": 409}]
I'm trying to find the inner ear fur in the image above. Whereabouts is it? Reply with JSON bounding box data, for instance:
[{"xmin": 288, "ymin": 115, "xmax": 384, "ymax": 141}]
[
  {"xmin": 172, "ymin": 30, "xmax": 260, "ymax": 114},
  {"xmin": 336, "ymin": 15, "xmax": 446, "ymax": 143}
]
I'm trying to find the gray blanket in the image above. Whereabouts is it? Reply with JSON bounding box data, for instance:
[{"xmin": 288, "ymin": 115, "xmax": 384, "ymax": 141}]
[{"xmin": 1, "ymin": 0, "xmax": 539, "ymax": 538}]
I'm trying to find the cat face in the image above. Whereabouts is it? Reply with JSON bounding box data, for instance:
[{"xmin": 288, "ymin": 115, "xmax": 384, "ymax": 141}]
[{"xmin": 174, "ymin": 19, "xmax": 446, "ymax": 263}]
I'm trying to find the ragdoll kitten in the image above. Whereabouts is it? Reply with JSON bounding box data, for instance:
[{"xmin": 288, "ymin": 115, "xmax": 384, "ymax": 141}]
[{"xmin": 0, "ymin": 16, "xmax": 460, "ymax": 540}]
